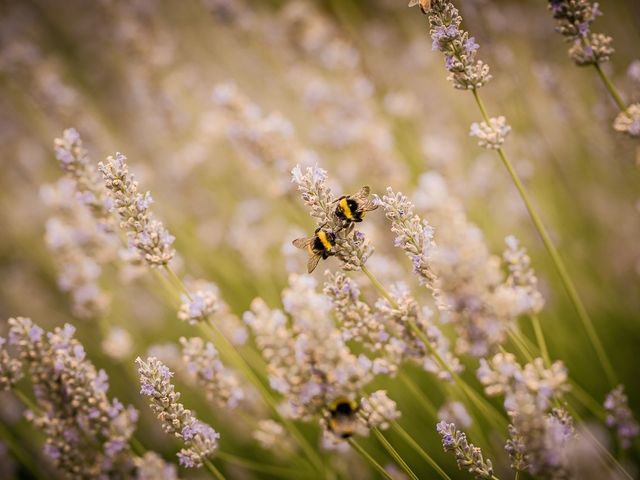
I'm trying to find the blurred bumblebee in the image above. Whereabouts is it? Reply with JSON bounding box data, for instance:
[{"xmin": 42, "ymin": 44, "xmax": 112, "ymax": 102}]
[
  {"xmin": 292, "ymin": 227, "xmax": 336, "ymax": 273},
  {"xmin": 333, "ymin": 186, "xmax": 378, "ymax": 226},
  {"xmin": 408, "ymin": 0, "xmax": 431, "ymax": 14},
  {"xmin": 326, "ymin": 397, "xmax": 359, "ymax": 439}
]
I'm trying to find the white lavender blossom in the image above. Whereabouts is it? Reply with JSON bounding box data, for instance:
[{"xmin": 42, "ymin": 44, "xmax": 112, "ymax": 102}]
[
  {"xmin": 101, "ymin": 327, "xmax": 134, "ymax": 360},
  {"xmin": 179, "ymin": 279, "xmax": 247, "ymax": 345},
  {"xmin": 438, "ymin": 401, "xmax": 472, "ymax": 429},
  {"xmin": 415, "ymin": 172, "xmax": 535, "ymax": 356},
  {"xmin": 244, "ymin": 274, "xmax": 375, "ymax": 434},
  {"xmin": 499, "ymin": 236, "xmax": 545, "ymax": 315},
  {"xmin": 477, "ymin": 353, "xmax": 569, "ymax": 411},
  {"xmin": 477, "ymin": 353, "xmax": 574, "ymax": 478},
  {"xmin": 604, "ymin": 385, "xmax": 639, "ymax": 450},
  {"xmin": 613, "ymin": 104, "xmax": 640, "ymax": 138},
  {"xmin": 323, "ymin": 271, "xmax": 386, "ymax": 350},
  {"xmin": 99, "ymin": 153, "xmax": 176, "ymax": 267},
  {"xmin": 213, "ymin": 82, "xmax": 316, "ymax": 195},
  {"xmin": 436, "ymin": 421, "xmax": 495, "ymax": 479},
  {"xmin": 135, "ymin": 451, "xmax": 180, "ymax": 480},
  {"xmin": 253, "ymin": 419, "xmax": 295, "ymax": 452},
  {"xmin": 54, "ymin": 128, "xmax": 113, "ymax": 224},
  {"xmin": 359, "ymin": 390, "xmax": 400, "ymax": 431},
  {"xmin": 136, "ymin": 356, "xmax": 220, "ymax": 468},
  {"xmin": 291, "ymin": 164, "xmax": 373, "ymax": 270},
  {"xmin": 8, "ymin": 317, "xmax": 138, "ymax": 477},
  {"xmin": 469, "ymin": 116, "xmax": 511, "ymax": 150},
  {"xmin": 41, "ymin": 177, "xmax": 116, "ymax": 318},
  {"xmin": 427, "ymin": 1, "xmax": 492, "ymax": 89},
  {"xmin": 178, "ymin": 286, "xmax": 219, "ymax": 325},
  {"xmin": 548, "ymin": 0, "xmax": 614, "ymax": 66},
  {"xmin": 378, "ymin": 188, "xmax": 437, "ymax": 289},
  {"xmin": 0, "ymin": 337, "xmax": 22, "ymax": 391},
  {"xmin": 179, "ymin": 337, "xmax": 245, "ymax": 409},
  {"xmin": 375, "ymin": 283, "xmax": 462, "ymax": 380}
]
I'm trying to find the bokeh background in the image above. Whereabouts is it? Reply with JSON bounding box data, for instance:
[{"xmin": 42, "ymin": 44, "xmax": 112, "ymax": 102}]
[{"xmin": 0, "ymin": 0, "xmax": 639, "ymax": 478}]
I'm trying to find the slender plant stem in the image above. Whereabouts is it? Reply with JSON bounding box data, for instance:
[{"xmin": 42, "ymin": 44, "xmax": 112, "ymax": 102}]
[
  {"xmin": 204, "ymin": 459, "xmax": 227, "ymax": 480},
  {"xmin": 530, "ymin": 315, "xmax": 551, "ymax": 367},
  {"xmin": 217, "ymin": 451, "xmax": 316, "ymax": 479},
  {"xmin": 0, "ymin": 420, "xmax": 43, "ymax": 479},
  {"xmin": 593, "ymin": 63, "xmax": 627, "ymax": 111},
  {"xmin": 400, "ymin": 375, "xmax": 437, "ymax": 418},
  {"xmin": 506, "ymin": 330, "xmax": 534, "ymax": 363},
  {"xmin": 373, "ymin": 428, "xmax": 419, "ymax": 480},
  {"xmin": 391, "ymin": 423, "xmax": 453, "ymax": 480},
  {"xmin": 471, "ymin": 88, "xmax": 617, "ymax": 388},
  {"xmin": 348, "ymin": 438, "xmax": 395, "ymax": 480}
]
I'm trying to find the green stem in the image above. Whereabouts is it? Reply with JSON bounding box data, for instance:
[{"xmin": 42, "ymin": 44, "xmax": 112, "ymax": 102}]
[
  {"xmin": 217, "ymin": 451, "xmax": 316, "ymax": 479},
  {"xmin": 400, "ymin": 375, "xmax": 437, "ymax": 418},
  {"xmin": 361, "ymin": 265, "xmax": 396, "ymax": 306},
  {"xmin": 373, "ymin": 428, "xmax": 419, "ymax": 480},
  {"xmin": 130, "ymin": 437, "xmax": 146, "ymax": 456},
  {"xmin": 0, "ymin": 420, "xmax": 44, "ymax": 479},
  {"xmin": 391, "ymin": 423, "xmax": 453, "ymax": 480},
  {"xmin": 471, "ymin": 88, "xmax": 617, "ymax": 388},
  {"xmin": 348, "ymin": 438, "xmax": 394, "ymax": 480},
  {"xmin": 530, "ymin": 315, "xmax": 551, "ymax": 367},
  {"xmin": 506, "ymin": 329, "xmax": 534, "ymax": 363},
  {"xmin": 593, "ymin": 63, "xmax": 627, "ymax": 111},
  {"xmin": 204, "ymin": 459, "xmax": 226, "ymax": 480}
]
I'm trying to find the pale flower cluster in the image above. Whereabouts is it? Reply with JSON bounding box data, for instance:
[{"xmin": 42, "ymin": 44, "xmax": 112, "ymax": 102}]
[
  {"xmin": 136, "ymin": 356, "xmax": 220, "ymax": 468},
  {"xmin": 415, "ymin": 172, "xmax": 543, "ymax": 356},
  {"xmin": 469, "ymin": 116, "xmax": 511, "ymax": 150},
  {"xmin": 99, "ymin": 153, "xmax": 176, "ymax": 267},
  {"xmin": 613, "ymin": 103, "xmax": 640, "ymax": 138},
  {"xmin": 180, "ymin": 336, "xmax": 245, "ymax": 409},
  {"xmin": 477, "ymin": 352, "xmax": 574, "ymax": 478},
  {"xmin": 9, "ymin": 317, "xmax": 138, "ymax": 477},
  {"xmin": 377, "ymin": 187, "xmax": 437, "ymax": 289}
]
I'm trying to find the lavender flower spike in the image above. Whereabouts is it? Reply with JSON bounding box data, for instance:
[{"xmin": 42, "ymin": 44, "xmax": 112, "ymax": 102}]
[
  {"xmin": 436, "ymin": 421, "xmax": 495, "ymax": 479},
  {"xmin": 136, "ymin": 356, "xmax": 219, "ymax": 468},
  {"xmin": 604, "ymin": 385, "xmax": 639, "ymax": 450},
  {"xmin": 378, "ymin": 188, "xmax": 437, "ymax": 289},
  {"xmin": 548, "ymin": 0, "xmax": 614, "ymax": 66},
  {"xmin": 426, "ymin": 1, "xmax": 492, "ymax": 89},
  {"xmin": 0, "ymin": 336, "xmax": 22, "ymax": 391},
  {"xmin": 99, "ymin": 153, "xmax": 175, "ymax": 267}
]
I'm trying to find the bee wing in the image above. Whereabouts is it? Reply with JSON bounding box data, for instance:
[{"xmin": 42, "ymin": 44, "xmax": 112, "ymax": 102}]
[
  {"xmin": 351, "ymin": 186, "xmax": 379, "ymax": 212},
  {"xmin": 408, "ymin": 0, "xmax": 420, "ymax": 6},
  {"xmin": 307, "ymin": 254, "xmax": 321, "ymax": 273},
  {"xmin": 292, "ymin": 237, "xmax": 313, "ymax": 250},
  {"xmin": 351, "ymin": 186, "xmax": 371, "ymax": 201}
]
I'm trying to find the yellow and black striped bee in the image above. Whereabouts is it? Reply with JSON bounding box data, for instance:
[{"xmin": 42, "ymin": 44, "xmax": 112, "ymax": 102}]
[
  {"xmin": 333, "ymin": 186, "xmax": 378, "ymax": 226},
  {"xmin": 292, "ymin": 227, "xmax": 337, "ymax": 273},
  {"xmin": 326, "ymin": 397, "xmax": 359, "ymax": 439},
  {"xmin": 408, "ymin": 0, "xmax": 431, "ymax": 14}
]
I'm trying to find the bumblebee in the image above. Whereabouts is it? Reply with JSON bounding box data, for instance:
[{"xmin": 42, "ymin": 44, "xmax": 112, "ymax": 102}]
[
  {"xmin": 327, "ymin": 397, "xmax": 359, "ymax": 439},
  {"xmin": 333, "ymin": 186, "xmax": 378, "ymax": 226},
  {"xmin": 292, "ymin": 227, "xmax": 337, "ymax": 273},
  {"xmin": 408, "ymin": 0, "xmax": 431, "ymax": 14}
]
